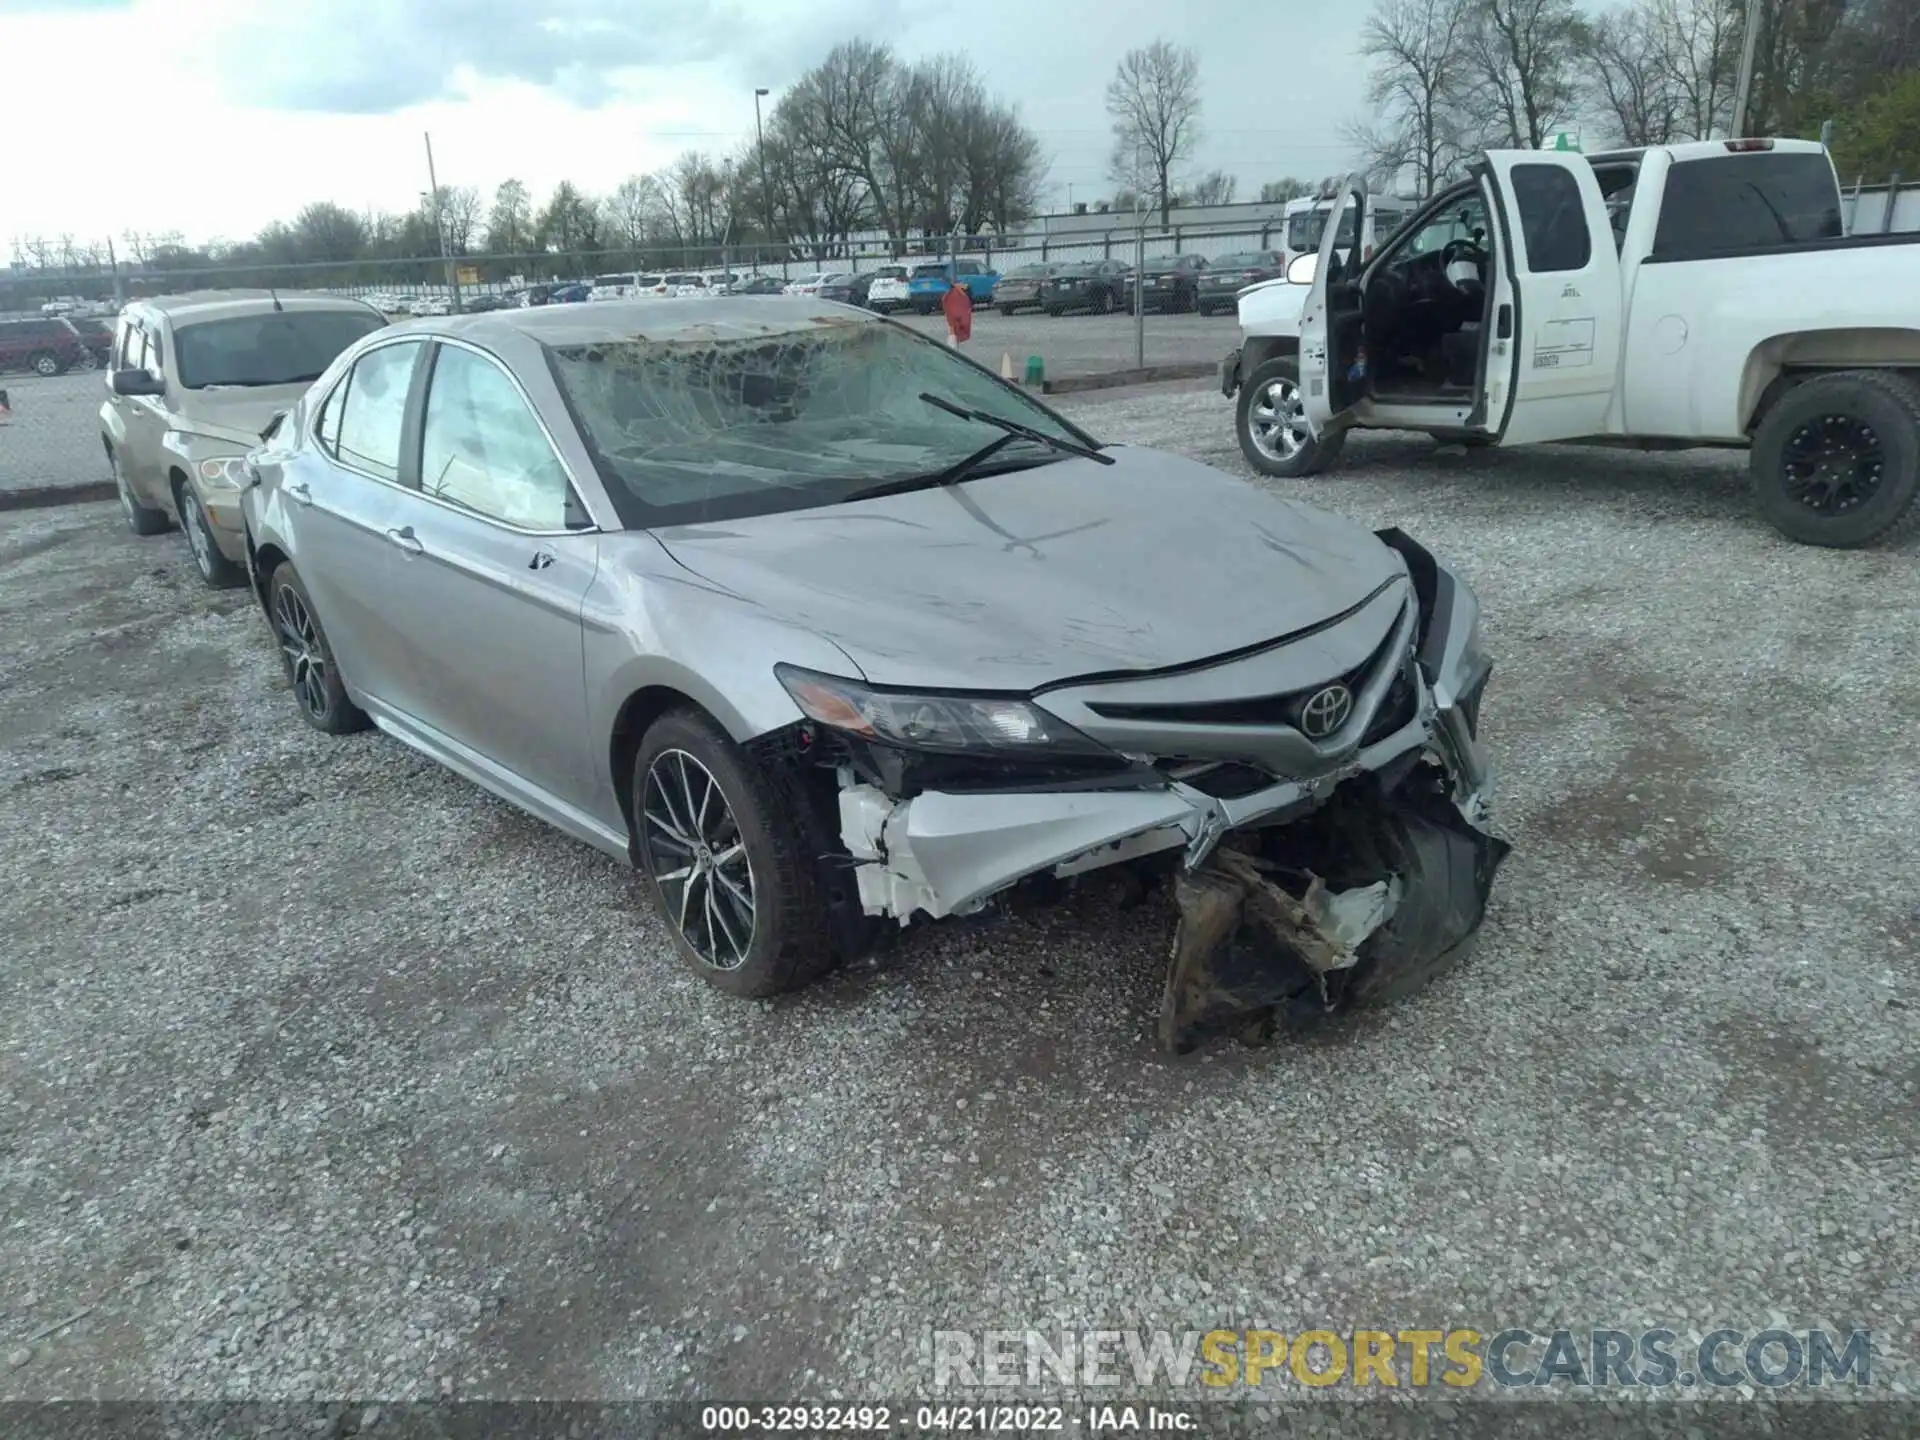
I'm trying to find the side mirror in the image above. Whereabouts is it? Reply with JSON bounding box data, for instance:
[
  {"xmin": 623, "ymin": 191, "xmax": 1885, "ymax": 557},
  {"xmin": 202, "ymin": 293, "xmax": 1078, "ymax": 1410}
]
[
  {"xmin": 109, "ymin": 368, "xmax": 164, "ymax": 397},
  {"xmin": 1286, "ymin": 254, "xmax": 1318, "ymax": 286}
]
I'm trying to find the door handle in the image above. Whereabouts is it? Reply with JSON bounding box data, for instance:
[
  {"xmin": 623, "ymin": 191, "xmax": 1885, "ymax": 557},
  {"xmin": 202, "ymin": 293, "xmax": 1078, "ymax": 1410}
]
[
  {"xmin": 386, "ymin": 526, "xmax": 424, "ymax": 555},
  {"xmin": 284, "ymin": 480, "xmax": 312, "ymax": 505},
  {"xmin": 528, "ymin": 550, "xmax": 555, "ymax": 570},
  {"xmin": 1496, "ymin": 304, "xmax": 1513, "ymax": 340}
]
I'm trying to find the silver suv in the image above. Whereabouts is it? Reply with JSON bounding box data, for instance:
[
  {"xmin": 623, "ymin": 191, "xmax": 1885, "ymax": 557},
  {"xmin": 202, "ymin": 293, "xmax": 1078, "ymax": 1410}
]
[{"xmin": 100, "ymin": 291, "xmax": 386, "ymax": 586}]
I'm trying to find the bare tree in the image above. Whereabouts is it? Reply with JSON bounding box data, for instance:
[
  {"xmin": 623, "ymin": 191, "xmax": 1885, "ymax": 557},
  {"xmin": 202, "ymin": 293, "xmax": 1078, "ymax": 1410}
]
[
  {"xmin": 1258, "ymin": 177, "xmax": 1315, "ymax": 203},
  {"xmin": 1460, "ymin": 0, "xmax": 1586, "ymax": 149},
  {"xmin": 603, "ymin": 175, "xmax": 657, "ymax": 250},
  {"xmin": 1351, "ymin": 0, "xmax": 1475, "ymax": 196},
  {"xmin": 1184, "ymin": 171, "xmax": 1239, "ymax": 205},
  {"xmin": 1581, "ymin": 3, "xmax": 1682, "ymax": 143},
  {"xmin": 1105, "ymin": 40, "xmax": 1203, "ymax": 227},
  {"xmin": 433, "ymin": 185, "xmax": 483, "ymax": 254},
  {"xmin": 485, "ymin": 179, "xmax": 534, "ymax": 254}
]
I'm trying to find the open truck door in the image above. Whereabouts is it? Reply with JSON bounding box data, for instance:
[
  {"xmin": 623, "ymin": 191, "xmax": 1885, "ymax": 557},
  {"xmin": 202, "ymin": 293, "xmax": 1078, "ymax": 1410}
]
[
  {"xmin": 1477, "ymin": 150, "xmax": 1623, "ymax": 446},
  {"xmin": 1297, "ymin": 175, "xmax": 1368, "ymax": 438}
]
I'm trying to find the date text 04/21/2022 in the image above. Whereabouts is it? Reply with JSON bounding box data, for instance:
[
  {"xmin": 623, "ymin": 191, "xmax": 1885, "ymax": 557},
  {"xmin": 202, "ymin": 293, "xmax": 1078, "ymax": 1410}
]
[{"xmin": 697, "ymin": 1404, "xmax": 1197, "ymax": 1431}]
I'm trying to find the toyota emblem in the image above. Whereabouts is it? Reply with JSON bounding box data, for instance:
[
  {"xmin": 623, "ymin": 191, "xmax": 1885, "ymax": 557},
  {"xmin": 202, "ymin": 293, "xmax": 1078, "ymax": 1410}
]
[{"xmin": 1299, "ymin": 683, "xmax": 1353, "ymax": 739}]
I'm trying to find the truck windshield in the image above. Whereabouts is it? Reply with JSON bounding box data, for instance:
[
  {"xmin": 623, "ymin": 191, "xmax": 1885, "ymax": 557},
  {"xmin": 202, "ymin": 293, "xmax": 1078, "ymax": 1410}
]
[{"xmin": 173, "ymin": 310, "xmax": 386, "ymax": 390}]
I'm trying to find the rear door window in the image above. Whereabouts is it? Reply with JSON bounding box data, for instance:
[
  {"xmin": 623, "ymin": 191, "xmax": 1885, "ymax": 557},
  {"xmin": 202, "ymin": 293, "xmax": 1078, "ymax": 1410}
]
[
  {"xmin": 331, "ymin": 340, "xmax": 422, "ymax": 483},
  {"xmin": 1652, "ymin": 152, "xmax": 1843, "ymax": 260}
]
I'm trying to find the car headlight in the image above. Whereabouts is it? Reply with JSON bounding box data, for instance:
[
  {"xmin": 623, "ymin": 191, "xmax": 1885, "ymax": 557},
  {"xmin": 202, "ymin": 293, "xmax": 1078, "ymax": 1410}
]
[
  {"xmin": 776, "ymin": 665, "xmax": 1110, "ymax": 755},
  {"xmin": 197, "ymin": 457, "xmax": 253, "ymax": 490}
]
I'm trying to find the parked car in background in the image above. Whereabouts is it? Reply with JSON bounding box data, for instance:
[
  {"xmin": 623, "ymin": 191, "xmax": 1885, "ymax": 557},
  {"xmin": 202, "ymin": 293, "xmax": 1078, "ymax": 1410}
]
[
  {"xmin": 906, "ymin": 259, "xmax": 997, "ymax": 313},
  {"xmin": 591, "ymin": 273, "xmax": 640, "ymax": 301},
  {"xmin": 816, "ymin": 272, "xmax": 873, "ymax": 307},
  {"xmin": 548, "ymin": 281, "xmax": 593, "ymax": 304},
  {"xmin": 865, "ymin": 264, "xmax": 912, "ymax": 312},
  {"xmin": 0, "ymin": 315, "xmax": 93, "ymax": 376},
  {"xmin": 1196, "ymin": 251, "xmax": 1288, "ymax": 315},
  {"xmin": 461, "ymin": 293, "xmax": 509, "ymax": 313},
  {"xmin": 668, "ymin": 274, "xmax": 707, "ymax": 297},
  {"xmin": 40, "ymin": 298, "xmax": 79, "ymax": 316},
  {"xmin": 99, "ymin": 291, "xmax": 386, "ymax": 588},
  {"xmin": 67, "ymin": 316, "xmax": 116, "ymax": 366},
  {"xmin": 994, "ymin": 263, "xmax": 1056, "ymax": 315},
  {"xmin": 412, "ymin": 295, "xmax": 453, "ymax": 317},
  {"xmin": 785, "ymin": 272, "xmax": 830, "ymax": 296},
  {"xmin": 1042, "ymin": 260, "xmax": 1132, "ymax": 315},
  {"xmin": 237, "ymin": 295, "xmax": 1503, "ymax": 1047},
  {"xmin": 1129, "ymin": 255, "xmax": 1207, "ymax": 314},
  {"xmin": 729, "ymin": 275, "xmax": 787, "ymax": 295}
]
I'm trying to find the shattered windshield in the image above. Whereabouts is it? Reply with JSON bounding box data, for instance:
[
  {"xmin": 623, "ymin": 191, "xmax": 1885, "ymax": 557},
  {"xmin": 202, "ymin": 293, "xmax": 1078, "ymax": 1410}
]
[{"xmin": 544, "ymin": 318, "xmax": 1097, "ymax": 527}]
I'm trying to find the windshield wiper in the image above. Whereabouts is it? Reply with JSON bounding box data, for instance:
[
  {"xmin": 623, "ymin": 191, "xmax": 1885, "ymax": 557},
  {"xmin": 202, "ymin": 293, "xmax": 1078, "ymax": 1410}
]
[
  {"xmin": 838, "ymin": 435, "xmax": 1055, "ymax": 503},
  {"xmin": 918, "ymin": 392, "xmax": 1114, "ymax": 465}
]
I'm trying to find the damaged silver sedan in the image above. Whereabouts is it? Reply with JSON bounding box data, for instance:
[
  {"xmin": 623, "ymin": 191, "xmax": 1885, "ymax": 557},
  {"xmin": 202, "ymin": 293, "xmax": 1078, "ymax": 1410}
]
[{"xmin": 239, "ymin": 296, "xmax": 1506, "ymax": 1051}]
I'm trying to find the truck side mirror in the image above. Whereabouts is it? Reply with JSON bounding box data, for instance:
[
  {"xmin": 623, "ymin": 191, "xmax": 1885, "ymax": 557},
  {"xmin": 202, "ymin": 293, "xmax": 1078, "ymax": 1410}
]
[{"xmin": 1286, "ymin": 255, "xmax": 1318, "ymax": 286}]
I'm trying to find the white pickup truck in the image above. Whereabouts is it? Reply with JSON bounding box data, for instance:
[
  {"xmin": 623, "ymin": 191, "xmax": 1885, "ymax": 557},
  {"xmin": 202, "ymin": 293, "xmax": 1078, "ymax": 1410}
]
[{"xmin": 1219, "ymin": 139, "xmax": 1920, "ymax": 547}]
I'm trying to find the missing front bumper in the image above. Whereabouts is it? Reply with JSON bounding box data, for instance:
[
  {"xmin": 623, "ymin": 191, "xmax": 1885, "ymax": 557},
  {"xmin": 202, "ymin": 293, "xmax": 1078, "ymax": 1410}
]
[{"xmin": 832, "ymin": 675, "xmax": 1505, "ymax": 1051}]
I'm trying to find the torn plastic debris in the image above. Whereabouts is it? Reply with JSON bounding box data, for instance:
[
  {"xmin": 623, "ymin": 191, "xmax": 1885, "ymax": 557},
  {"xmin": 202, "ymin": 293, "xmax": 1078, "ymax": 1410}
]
[{"xmin": 1158, "ymin": 792, "xmax": 1510, "ymax": 1054}]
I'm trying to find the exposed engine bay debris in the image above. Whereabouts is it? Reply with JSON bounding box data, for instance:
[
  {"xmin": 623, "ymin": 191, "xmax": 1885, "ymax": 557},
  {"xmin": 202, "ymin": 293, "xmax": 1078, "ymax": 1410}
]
[{"xmin": 1159, "ymin": 789, "xmax": 1510, "ymax": 1054}]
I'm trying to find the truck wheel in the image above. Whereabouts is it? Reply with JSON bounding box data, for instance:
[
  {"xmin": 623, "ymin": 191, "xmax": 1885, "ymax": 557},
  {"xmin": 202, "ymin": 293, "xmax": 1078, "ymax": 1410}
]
[
  {"xmin": 1750, "ymin": 370, "xmax": 1920, "ymax": 548},
  {"xmin": 1235, "ymin": 356, "xmax": 1346, "ymax": 478}
]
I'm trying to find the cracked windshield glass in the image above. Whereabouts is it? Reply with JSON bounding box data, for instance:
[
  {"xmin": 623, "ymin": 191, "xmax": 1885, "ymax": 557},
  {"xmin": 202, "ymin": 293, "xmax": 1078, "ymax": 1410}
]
[{"xmin": 546, "ymin": 320, "xmax": 1087, "ymax": 522}]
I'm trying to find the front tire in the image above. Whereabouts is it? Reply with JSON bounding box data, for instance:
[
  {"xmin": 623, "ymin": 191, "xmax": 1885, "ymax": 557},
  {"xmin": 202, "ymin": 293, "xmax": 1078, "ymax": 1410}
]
[
  {"xmin": 633, "ymin": 709, "xmax": 838, "ymax": 998},
  {"xmin": 1749, "ymin": 369, "xmax": 1920, "ymax": 548},
  {"xmin": 179, "ymin": 487, "xmax": 245, "ymax": 589},
  {"xmin": 29, "ymin": 350, "xmax": 62, "ymax": 377},
  {"xmin": 1093, "ymin": 289, "xmax": 1114, "ymax": 316},
  {"xmin": 267, "ymin": 563, "xmax": 369, "ymax": 735},
  {"xmin": 1236, "ymin": 356, "xmax": 1346, "ymax": 478}
]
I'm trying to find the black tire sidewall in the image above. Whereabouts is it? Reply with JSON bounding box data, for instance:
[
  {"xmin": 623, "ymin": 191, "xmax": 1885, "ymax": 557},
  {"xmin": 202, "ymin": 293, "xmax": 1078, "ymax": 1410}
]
[
  {"xmin": 268, "ymin": 564, "xmax": 365, "ymax": 734},
  {"xmin": 182, "ymin": 489, "xmax": 244, "ymax": 588},
  {"xmin": 633, "ymin": 711, "xmax": 825, "ymax": 998},
  {"xmin": 1750, "ymin": 372, "xmax": 1920, "ymax": 548}
]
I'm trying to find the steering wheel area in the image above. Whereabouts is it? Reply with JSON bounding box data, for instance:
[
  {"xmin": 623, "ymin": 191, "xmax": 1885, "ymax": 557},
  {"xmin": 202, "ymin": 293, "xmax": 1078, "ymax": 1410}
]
[{"xmin": 1439, "ymin": 237, "xmax": 1487, "ymax": 293}]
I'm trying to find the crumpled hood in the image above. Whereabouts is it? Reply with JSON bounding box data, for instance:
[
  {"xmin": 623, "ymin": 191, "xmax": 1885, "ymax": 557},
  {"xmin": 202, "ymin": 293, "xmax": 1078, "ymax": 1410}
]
[
  {"xmin": 652, "ymin": 445, "xmax": 1405, "ymax": 691},
  {"xmin": 169, "ymin": 384, "xmax": 308, "ymax": 448}
]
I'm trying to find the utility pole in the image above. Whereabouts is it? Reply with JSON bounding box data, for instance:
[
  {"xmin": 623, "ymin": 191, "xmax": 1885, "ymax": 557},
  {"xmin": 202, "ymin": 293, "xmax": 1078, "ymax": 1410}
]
[
  {"xmin": 1133, "ymin": 142, "xmax": 1146, "ymax": 369},
  {"xmin": 754, "ymin": 88, "xmax": 773, "ymax": 272},
  {"xmin": 1730, "ymin": 0, "xmax": 1764, "ymax": 140},
  {"xmin": 424, "ymin": 131, "xmax": 461, "ymax": 312}
]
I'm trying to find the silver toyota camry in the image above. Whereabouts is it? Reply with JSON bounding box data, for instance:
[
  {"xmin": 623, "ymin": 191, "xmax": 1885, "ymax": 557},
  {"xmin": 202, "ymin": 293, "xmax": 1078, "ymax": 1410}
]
[{"xmin": 239, "ymin": 297, "xmax": 1507, "ymax": 1049}]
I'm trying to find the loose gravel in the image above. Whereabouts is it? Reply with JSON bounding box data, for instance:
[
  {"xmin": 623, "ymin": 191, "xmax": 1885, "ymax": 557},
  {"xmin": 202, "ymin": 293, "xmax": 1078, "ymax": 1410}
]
[{"xmin": 0, "ymin": 386, "xmax": 1915, "ymax": 1418}]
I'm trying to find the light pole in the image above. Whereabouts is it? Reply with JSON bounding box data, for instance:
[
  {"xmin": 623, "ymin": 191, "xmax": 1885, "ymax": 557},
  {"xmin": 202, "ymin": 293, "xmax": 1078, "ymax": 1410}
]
[
  {"xmin": 1730, "ymin": 0, "xmax": 1764, "ymax": 139},
  {"xmin": 1133, "ymin": 142, "xmax": 1146, "ymax": 369},
  {"xmin": 754, "ymin": 87, "xmax": 773, "ymax": 270},
  {"xmin": 423, "ymin": 131, "xmax": 461, "ymax": 312}
]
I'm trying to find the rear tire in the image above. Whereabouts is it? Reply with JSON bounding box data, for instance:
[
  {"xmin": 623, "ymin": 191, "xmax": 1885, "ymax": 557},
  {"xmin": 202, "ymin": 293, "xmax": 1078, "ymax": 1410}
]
[
  {"xmin": 1749, "ymin": 369, "xmax": 1920, "ymax": 548},
  {"xmin": 1094, "ymin": 289, "xmax": 1114, "ymax": 316},
  {"xmin": 30, "ymin": 351, "xmax": 62, "ymax": 377},
  {"xmin": 999, "ymin": 304, "xmax": 1016, "ymax": 317},
  {"xmin": 633, "ymin": 709, "xmax": 839, "ymax": 999},
  {"xmin": 1235, "ymin": 356, "xmax": 1345, "ymax": 479},
  {"xmin": 111, "ymin": 450, "xmax": 171, "ymax": 536}
]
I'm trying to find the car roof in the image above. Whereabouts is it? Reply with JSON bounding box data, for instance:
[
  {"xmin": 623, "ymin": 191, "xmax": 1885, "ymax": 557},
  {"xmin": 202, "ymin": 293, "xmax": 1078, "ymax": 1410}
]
[
  {"xmin": 392, "ymin": 295, "xmax": 878, "ymax": 348},
  {"xmin": 128, "ymin": 290, "xmax": 380, "ymax": 324}
]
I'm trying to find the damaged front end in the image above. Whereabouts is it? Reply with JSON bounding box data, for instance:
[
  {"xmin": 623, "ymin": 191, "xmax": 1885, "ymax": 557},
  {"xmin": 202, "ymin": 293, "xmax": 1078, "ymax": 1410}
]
[{"xmin": 774, "ymin": 529, "xmax": 1510, "ymax": 1052}]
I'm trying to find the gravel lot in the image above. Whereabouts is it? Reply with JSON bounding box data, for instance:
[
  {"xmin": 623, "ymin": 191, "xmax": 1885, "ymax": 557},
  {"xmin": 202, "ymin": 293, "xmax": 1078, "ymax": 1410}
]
[{"xmin": 1, "ymin": 386, "xmax": 1916, "ymax": 1419}]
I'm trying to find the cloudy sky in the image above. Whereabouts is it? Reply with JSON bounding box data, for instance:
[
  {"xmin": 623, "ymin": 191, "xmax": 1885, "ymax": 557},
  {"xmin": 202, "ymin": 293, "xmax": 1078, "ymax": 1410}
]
[{"xmin": 1, "ymin": 0, "xmax": 1375, "ymax": 250}]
